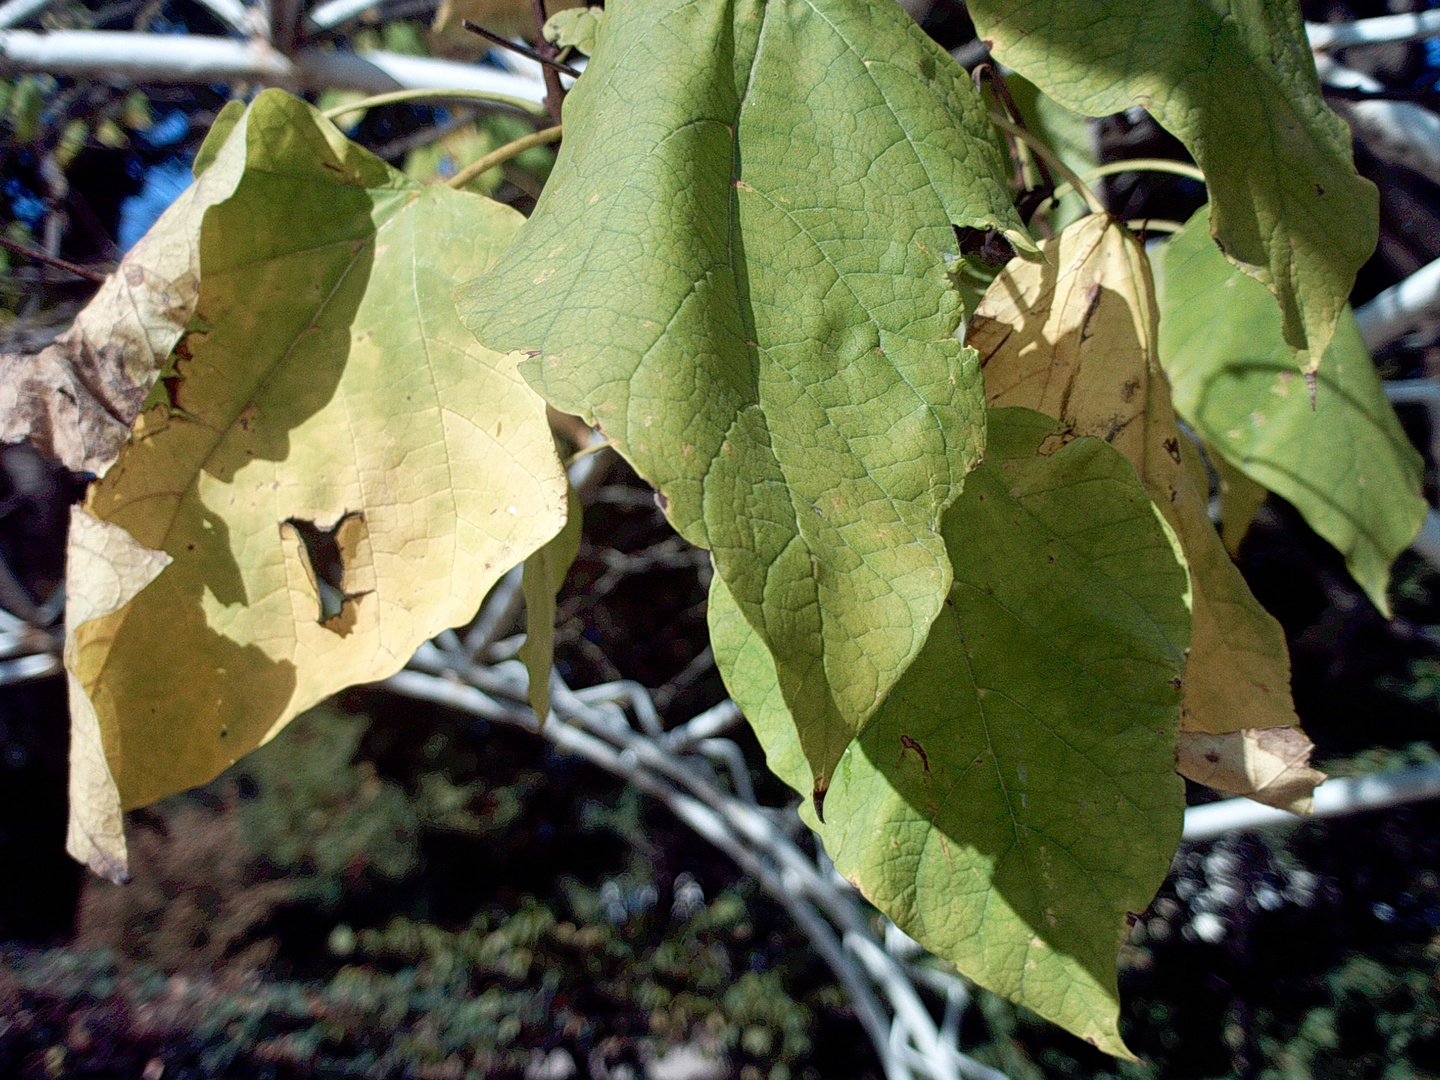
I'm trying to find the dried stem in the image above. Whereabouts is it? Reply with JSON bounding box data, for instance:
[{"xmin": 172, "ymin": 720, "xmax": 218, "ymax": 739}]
[
  {"xmin": 460, "ymin": 20, "xmax": 582, "ymax": 79},
  {"xmin": 0, "ymin": 234, "xmax": 106, "ymax": 283}
]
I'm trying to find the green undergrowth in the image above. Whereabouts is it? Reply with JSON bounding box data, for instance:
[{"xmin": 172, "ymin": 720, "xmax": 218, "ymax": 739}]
[{"xmin": 19, "ymin": 702, "xmax": 870, "ymax": 1080}]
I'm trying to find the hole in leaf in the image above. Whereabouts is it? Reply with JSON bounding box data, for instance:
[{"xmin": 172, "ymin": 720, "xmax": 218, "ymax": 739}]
[
  {"xmin": 284, "ymin": 512, "xmax": 369, "ymax": 634},
  {"xmin": 954, "ymin": 225, "xmax": 1016, "ymax": 268}
]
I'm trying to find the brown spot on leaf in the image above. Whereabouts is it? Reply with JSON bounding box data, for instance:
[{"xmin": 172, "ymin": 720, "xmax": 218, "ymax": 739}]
[{"xmin": 899, "ymin": 735, "xmax": 930, "ymax": 773}]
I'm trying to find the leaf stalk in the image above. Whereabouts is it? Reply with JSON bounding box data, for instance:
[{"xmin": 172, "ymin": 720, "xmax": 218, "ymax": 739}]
[
  {"xmin": 989, "ymin": 112, "xmax": 1106, "ymax": 216},
  {"xmin": 319, "ymin": 87, "xmax": 547, "ymax": 121},
  {"xmin": 446, "ymin": 124, "xmax": 562, "ymax": 190}
]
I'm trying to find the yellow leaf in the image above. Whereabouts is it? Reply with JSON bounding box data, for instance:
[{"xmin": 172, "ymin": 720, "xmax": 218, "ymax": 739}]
[
  {"xmin": 1176, "ymin": 728, "xmax": 1325, "ymax": 814},
  {"xmin": 63, "ymin": 506, "xmax": 172, "ymax": 880},
  {"xmin": 519, "ymin": 483, "xmax": 582, "ymax": 722},
  {"xmin": 64, "ymin": 93, "xmax": 569, "ymax": 881},
  {"xmin": 968, "ymin": 214, "xmax": 1318, "ymax": 806}
]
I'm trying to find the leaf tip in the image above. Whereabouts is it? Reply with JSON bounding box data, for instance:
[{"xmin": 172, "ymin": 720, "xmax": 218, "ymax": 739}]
[{"xmin": 812, "ymin": 779, "xmax": 828, "ymax": 824}]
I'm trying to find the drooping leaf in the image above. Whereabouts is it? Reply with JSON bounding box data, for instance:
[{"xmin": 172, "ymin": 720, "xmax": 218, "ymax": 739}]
[
  {"xmin": 1176, "ymin": 728, "xmax": 1324, "ymax": 815},
  {"xmin": 967, "ymin": 214, "xmax": 1317, "ymax": 810},
  {"xmin": 63, "ymin": 505, "xmax": 172, "ymax": 881},
  {"xmin": 460, "ymin": 0, "xmax": 1028, "ymax": 799},
  {"xmin": 519, "ymin": 483, "xmax": 583, "ymax": 721},
  {"xmin": 714, "ymin": 407, "xmax": 1190, "ymax": 1059},
  {"xmin": 1157, "ymin": 205, "xmax": 1425, "ymax": 615},
  {"xmin": 967, "ymin": 0, "xmax": 1378, "ymax": 374},
  {"xmin": 65, "ymin": 91, "xmax": 568, "ymax": 880},
  {"xmin": 0, "ymin": 100, "xmax": 247, "ymax": 477}
]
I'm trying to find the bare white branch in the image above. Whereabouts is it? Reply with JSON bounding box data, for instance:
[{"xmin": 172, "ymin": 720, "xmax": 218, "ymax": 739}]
[
  {"xmin": 1354, "ymin": 252, "xmax": 1440, "ymax": 352},
  {"xmin": 387, "ymin": 638, "xmax": 1012, "ymax": 1080},
  {"xmin": 1308, "ymin": 11, "xmax": 1440, "ymax": 51},
  {"xmin": 305, "ymin": 0, "xmax": 383, "ymax": 32},
  {"xmin": 1315, "ymin": 56, "xmax": 1440, "ymax": 190},
  {"xmin": 1184, "ymin": 763, "xmax": 1440, "ymax": 841},
  {"xmin": 0, "ymin": 30, "xmax": 548, "ymax": 103},
  {"xmin": 0, "ymin": 0, "xmax": 57, "ymax": 29}
]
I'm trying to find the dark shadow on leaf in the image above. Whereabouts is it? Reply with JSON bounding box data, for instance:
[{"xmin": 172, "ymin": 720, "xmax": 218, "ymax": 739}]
[
  {"xmin": 80, "ymin": 141, "xmax": 379, "ymax": 811},
  {"xmin": 839, "ymin": 413, "xmax": 1188, "ymax": 1014}
]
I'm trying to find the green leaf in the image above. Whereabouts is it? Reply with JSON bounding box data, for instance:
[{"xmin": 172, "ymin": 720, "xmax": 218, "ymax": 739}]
[
  {"xmin": 194, "ymin": 99, "xmax": 245, "ymax": 175},
  {"xmin": 967, "ymin": 0, "xmax": 1377, "ymax": 374},
  {"xmin": 461, "ymin": 0, "xmax": 1027, "ymax": 799},
  {"xmin": 1157, "ymin": 205, "xmax": 1425, "ymax": 615},
  {"xmin": 714, "ymin": 407, "xmax": 1189, "ymax": 1058},
  {"xmin": 65, "ymin": 91, "xmax": 569, "ymax": 880},
  {"xmin": 543, "ymin": 5, "xmax": 603, "ymax": 55},
  {"xmin": 519, "ymin": 484, "xmax": 583, "ymax": 721}
]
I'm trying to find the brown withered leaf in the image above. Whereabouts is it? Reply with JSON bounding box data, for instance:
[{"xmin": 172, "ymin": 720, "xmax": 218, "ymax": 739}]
[
  {"xmin": 967, "ymin": 213, "xmax": 1321, "ymax": 807},
  {"xmin": 1177, "ymin": 728, "xmax": 1325, "ymax": 813},
  {"xmin": 0, "ymin": 103, "xmax": 246, "ymax": 477}
]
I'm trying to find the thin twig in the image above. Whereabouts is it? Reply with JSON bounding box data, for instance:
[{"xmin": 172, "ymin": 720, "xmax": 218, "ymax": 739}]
[
  {"xmin": 460, "ymin": 19, "xmax": 582, "ymax": 79},
  {"xmin": 446, "ymin": 124, "xmax": 561, "ymax": 189},
  {"xmin": 529, "ymin": 0, "xmax": 566, "ymax": 123},
  {"xmin": 1082, "ymin": 157, "xmax": 1206, "ymax": 186},
  {"xmin": 564, "ymin": 438, "xmax": 611, "ymax": 467},
  {"xmin": 1323, "ymin": 83, "xmax": 1440, "ymax": 107},
  {"xmin": 0, "ymin": 234, "xmax": 107, "ymax": 283},
  {"xmin": 1126, "ymin": 218, "xmax": 1185, "ymax": 236}
]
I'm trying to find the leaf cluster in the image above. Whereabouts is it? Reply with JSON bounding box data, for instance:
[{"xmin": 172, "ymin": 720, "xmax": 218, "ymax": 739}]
[{"xmin": 1, "ymin": 0, "xmax": 1426, "ymax": 1056}]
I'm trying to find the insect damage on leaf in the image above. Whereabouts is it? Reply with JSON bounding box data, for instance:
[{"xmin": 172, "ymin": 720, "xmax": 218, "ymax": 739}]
[
  {"xmin": 1177, "ymin": 727, "xmax": 1325, "ymax": 814},
  {"xmin": 63, "ymin": 91, "xmax": 569, "ymax": 879},
  {"xmin": 281, "ymin": 512, "xmax": 370, "ymax": 635},
  {"xmin": 0, "ymin": 107, "xmax": 249, "ymax": 478}
]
